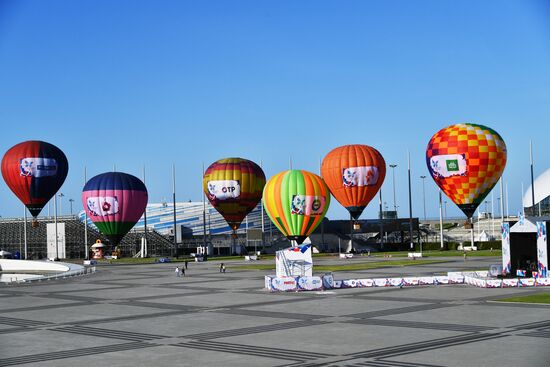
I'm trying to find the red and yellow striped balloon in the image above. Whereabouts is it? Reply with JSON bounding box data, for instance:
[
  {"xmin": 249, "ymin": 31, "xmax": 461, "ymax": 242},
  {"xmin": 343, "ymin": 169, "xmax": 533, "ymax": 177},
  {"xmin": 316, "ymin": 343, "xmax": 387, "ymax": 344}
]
[
  {"xmin": 263, "ymin": 170, "xmax": 330, "ymax": 244},
  {"xmin": 203, "ymin": 158, "xmax": 265, "ymax": 231}
]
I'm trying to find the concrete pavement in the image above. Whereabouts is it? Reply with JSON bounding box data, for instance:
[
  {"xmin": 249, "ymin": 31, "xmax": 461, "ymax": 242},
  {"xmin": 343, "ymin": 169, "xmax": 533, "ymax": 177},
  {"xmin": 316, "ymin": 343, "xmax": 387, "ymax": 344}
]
[{"xmin": 0, "ymin": 256, "xmax": 548, "ymax": 366}]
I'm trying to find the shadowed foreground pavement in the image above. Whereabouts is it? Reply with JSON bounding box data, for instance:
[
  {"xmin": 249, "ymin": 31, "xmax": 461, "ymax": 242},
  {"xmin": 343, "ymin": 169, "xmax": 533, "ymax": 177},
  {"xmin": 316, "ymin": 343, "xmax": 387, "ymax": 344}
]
[{"xmin": 1, "ymin": 256, "xmax": 549, "ymax": 366}]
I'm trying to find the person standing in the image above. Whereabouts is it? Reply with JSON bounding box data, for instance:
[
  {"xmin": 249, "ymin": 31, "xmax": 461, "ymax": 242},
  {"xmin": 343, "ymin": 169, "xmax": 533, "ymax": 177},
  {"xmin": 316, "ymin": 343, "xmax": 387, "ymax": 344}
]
[
  {"xmin": 219, "ymin": 263, "xmax": 224, "ymax": 273},
  {"xmin": 181, "ymin": 266, "xmax": 185, "ymax": 277},
  {"xmin": 175, "ymin": 266, "xmax": 180, "ymax": 277},
  {"xmin": 222, "ymin": 263, "xmax": 226, "ymax": 273},
  {"xmin": 184, "ymin": 260, "xmax": 188, "ymax": 270}
]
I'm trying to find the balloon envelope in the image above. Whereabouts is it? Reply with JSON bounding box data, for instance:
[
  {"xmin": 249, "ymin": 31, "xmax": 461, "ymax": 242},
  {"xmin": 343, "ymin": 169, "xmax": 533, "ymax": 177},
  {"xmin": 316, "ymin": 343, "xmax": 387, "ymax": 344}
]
[
  {"xmin": 426, "ymin": 123, "xmax": 507, "ymax": 218},
  {"xmin": 1, "ymin": 140, "xmax": 69, "ymax": 217},
  {"xmin": 82, "ymin": 172, "xmax": 148, "ymax": 244},
  {"xmin": 263, "ymin": 170, "xmax": 330, "ymax": 244},
  {"xmin": 321, "ymin": 144, "xmax": 386, "ymax": 220},
  {"xmin": 203, "ymin": 158, "xmax": 265, "ymax": 231}
]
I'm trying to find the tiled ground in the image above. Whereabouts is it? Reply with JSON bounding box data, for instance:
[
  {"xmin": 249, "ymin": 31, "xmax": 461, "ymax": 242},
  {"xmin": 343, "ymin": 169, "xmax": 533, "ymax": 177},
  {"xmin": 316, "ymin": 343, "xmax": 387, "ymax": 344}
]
[{"xmin": 1, "ymin": 256, "xmax": 549, "ymax": 366}]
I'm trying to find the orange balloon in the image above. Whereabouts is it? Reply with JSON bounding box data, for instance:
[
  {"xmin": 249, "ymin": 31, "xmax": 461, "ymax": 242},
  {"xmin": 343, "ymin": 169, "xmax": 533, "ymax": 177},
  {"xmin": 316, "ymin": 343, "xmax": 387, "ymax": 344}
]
[{"xmin": 321, "ymin": 144, "xmax": 386, "ymax": 220}]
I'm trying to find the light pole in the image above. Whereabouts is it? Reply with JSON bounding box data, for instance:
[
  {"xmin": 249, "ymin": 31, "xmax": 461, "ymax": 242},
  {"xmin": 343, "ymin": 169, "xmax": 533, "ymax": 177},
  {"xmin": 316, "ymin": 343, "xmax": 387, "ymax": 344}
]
[
  {"xmin": 58, "ymin": 193, "xmax": 65, "ymax": 216},
  {"xmin": 407, "ymin": 152, "xmax": 413, "ymax": 250},
  {"xmin": 420, "ymin": 175, "xmax": 427, "ymax": 221},
  {"xmin": 389, "ymin": 164, "xmax": 398, "ymax": 216},
  {"xmin": 444, "ymin": 201, "xmax": 447, "ymax": 219},
  {"xmin": 69, "ymin": 199, "xmax": 74, "ymax": 215}
]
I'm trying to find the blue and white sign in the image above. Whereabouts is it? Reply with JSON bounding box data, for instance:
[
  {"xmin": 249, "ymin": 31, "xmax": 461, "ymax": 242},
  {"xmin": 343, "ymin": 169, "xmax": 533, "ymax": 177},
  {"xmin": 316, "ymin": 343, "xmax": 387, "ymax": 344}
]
[
  {"xmin": 20, "ymin": 158, "xmax": 58, "ymax": 177},
  {"xmin": 501, "ymin": 222, "xmax": 511, "ymax": 275},
  {"xmin": 537, "ymin": 222, "xmax": 548, "ymax": 278}
]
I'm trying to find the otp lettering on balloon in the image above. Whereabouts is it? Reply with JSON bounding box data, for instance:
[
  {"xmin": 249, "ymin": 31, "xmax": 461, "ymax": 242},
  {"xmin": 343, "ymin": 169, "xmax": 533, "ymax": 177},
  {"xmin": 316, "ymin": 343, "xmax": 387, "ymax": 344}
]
[
  {"xmin": 342, "ymin": 166, "xmax": 378, "ymax": 187},
  {"xmin": 87, "ymin": 196, "xmax": 120, "ymax": 216},
  {"xmin": 291, "ymin": 195, "xmax": 325, "ymax": 215},
  {"xmin": 207, "ymin": 180, "xmax": 241, "ymax": 200}
]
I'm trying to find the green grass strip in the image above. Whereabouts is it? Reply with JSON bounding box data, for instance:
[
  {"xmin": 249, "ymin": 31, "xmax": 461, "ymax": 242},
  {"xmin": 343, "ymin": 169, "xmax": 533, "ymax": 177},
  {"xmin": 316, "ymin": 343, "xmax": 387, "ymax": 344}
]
[
  {"xmin": 234, "ymin": 259, "xmax": 445, "ymax": 272},
  {"xmin": 494, "ymin": 293, "xmax": 550, "ymax": 304}
]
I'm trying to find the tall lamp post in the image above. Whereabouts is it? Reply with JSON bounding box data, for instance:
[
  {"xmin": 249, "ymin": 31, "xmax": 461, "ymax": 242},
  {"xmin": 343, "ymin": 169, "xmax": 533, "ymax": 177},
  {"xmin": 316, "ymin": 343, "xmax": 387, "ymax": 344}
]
[
  {"xmin": 420, "ymin": 175, "xmax": 427, "ymax": 221},
  {"xmin": 389, "ymin": 164, "xmax": 398, "ymax": 217},
  {"xmin": 69, "ymin": 198, "xmax": 74, "ymax": 215},
  {"xmin": 58, "ymin": 193, "xmax": 65, "ymax": 216}
]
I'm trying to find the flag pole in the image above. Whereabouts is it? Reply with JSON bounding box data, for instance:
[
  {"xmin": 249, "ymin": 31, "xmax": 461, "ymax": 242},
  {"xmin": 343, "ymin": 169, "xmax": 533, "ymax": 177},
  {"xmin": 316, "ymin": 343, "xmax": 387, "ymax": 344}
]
[{"xmin": 84, "ymin": 166, "xmax": 88, "ymax": 259}]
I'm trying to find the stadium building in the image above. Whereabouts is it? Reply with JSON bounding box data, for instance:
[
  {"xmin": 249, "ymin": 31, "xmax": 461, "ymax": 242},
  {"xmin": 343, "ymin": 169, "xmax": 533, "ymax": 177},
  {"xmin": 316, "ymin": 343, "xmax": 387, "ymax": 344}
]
[{"xmin": 523, "ymin": 168, "xmax": 550, "ymax": 217}]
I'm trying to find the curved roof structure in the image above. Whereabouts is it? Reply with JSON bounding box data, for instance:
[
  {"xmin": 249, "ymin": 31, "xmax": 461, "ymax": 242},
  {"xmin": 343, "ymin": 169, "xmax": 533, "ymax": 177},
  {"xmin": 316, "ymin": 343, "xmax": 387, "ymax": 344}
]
[{"xmin": 523, "ymin": 168, "xmax": 550, "ymax": 206}]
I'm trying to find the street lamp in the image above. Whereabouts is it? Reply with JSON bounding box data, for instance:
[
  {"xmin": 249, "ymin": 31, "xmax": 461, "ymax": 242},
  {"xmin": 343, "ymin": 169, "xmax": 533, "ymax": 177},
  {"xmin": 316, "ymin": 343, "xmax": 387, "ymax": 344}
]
[
  {"xmin": 444, "ymin": 201, "xmax": 447, "ymax": 219},
  {"xmin": 69, "ymin": 198, "xmax": 74, "ymax": 215},
  {"xmin": 389, "ymin": 164, "xmax": 398, "ymax": 216},
  {"xmin": 420, "ymin": 175, "xmax": 427, "ymax": 221},
  {"xmin": 58, "ymin": 193, "xmax": 65, "ymax": 216}
]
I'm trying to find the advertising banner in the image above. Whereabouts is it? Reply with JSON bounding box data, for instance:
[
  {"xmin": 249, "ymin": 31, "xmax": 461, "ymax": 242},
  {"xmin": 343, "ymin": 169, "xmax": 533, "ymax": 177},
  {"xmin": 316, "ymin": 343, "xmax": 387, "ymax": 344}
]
[
  {"xmin": 342, "ymin": 166, "xmax": 379, "ymax": 187},
  {"xmin": 322, "ymin": 273, "xmax": 334, "ymax": 289},
  {"xmin": 519, "ymin": 278, "xmax": 535, "ymax": 287},
  {"xmin": 536, "ymin": 222, "xmax": 548, "ymax": 278},
  {"xmin": 429, "ymin": 154, "xmax": 467, "ymax": 178},
  {"xmin": 486, "ymin": 279, "xmax": 503, "ymax": 288},
  {"xmin": 342, "ymin": 279, "xmax": 358, "ymax": 288},
  {"xmin": 206, "ymin": 180, "xmax": 240, "ymax": 200},
  {"xmin": 86, "ymin": 196, "xmax": 119, "ymax": 216},
  {"xmin": 374, "ymin": 278, "xmax": 389, "ymax": 287},
  {"xmin": 388, "ymin": 278, "xmax": 404, "ymax": 287},
  {"xmin": 357, "ymin": 279, "xmax": 374, "ymax": 287},
  {"xmin": 401, "ymin": 278, "xmax": 418, "ymax": 286},
  {"xmin": 502, "ymin": 279, "xmax": 519, "ymax": 288},
  {"xmin": 270, "ymin": 277, "xmax": 297, "ymax": 292},
  {"xmin": 20, "ymin": 157, "xmax": 58, "ymax": 177},
  {"xmin": 448, "ymin": 275, "xmax": 465, "ymax": 284},
  {"xmin": 418, "ymin": 277, "xmax": 435, "ymax": 285},
  {"xmin": 297, "ymin": 276, "xmax": 322, "ymax": 291},
  {"xmin": 501, "ymin": 222, "xmax": 511, "ymax": 275},
  {"xmin": 290, "ymin": 195, "xmax": 326, "ymax": 215}
]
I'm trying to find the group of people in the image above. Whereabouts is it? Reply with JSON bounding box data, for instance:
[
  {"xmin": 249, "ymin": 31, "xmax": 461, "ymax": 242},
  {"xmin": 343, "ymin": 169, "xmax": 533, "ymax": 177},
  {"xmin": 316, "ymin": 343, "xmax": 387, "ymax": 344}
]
[
  {"xmin": 174, "ymin": 260, "xmax": 189, "ymax": 277},
  {"xmin": 174, "ymin": 261, "xmax": 226, "ymax": 277}
]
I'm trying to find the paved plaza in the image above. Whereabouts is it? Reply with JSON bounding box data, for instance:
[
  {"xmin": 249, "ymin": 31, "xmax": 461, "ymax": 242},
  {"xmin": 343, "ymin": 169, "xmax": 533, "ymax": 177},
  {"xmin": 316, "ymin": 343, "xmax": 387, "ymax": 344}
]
[{"xmin": 1, "ymin": 256, "xmax": 549, "ymax": 366}]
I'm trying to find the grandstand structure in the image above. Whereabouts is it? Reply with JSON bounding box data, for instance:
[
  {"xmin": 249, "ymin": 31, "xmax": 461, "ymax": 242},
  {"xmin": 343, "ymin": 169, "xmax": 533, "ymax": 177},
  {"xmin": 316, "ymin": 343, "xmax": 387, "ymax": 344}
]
[
  {"xmin": 0, "ymin": 202, "xmax": 277, "ymax": 259},
  {"xmin": 0, "ymin": 215, "xmax": 174, "ymax": 259}
]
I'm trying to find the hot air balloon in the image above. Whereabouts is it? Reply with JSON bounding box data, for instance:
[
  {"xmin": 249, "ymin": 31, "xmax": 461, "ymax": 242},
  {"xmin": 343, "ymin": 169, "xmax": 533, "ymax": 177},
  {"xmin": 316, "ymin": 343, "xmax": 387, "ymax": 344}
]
[
  {"xmin": 203, "ymin": 158, "xmax": 266, "ymax": 235},
  {"xmin": 2, "ymin": 140, "xmax": 69, "ymax": 221},
  {"xmin": 321, "ymin": 144, "xmax": 386, "ymax": 222},
  {"xmin": 263, "ymin": 170, "xmax": 330, "ymax": 244},
  {"xmin": 82, "ymin": 172, "xmax": 148, "ymax": 246},
  {"xmin": 426, "ymin": 123, "xmax": 507, "ymax": 240}
]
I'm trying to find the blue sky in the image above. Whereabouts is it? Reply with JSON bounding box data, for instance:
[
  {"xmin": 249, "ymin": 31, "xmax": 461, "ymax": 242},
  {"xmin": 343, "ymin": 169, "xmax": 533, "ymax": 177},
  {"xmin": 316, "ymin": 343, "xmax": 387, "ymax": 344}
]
[{"xmin": 1, "ymin": 0, "xmax": 549, "ymax": 220}]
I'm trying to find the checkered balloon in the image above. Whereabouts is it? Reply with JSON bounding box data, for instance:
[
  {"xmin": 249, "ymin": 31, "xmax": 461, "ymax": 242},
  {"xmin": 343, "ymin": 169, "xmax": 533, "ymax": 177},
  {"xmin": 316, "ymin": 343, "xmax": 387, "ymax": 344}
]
[{"xmin": 426, "ymin": 123, "xmax": 507, "ymax": 218}]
